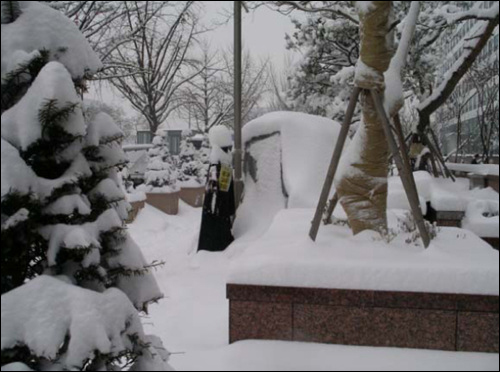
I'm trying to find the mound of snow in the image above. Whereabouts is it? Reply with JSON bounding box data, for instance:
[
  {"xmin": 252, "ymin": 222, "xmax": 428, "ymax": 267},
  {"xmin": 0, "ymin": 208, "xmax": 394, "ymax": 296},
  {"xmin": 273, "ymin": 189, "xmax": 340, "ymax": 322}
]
[
  {"xmin": 234, "ymin": 112, "xmax": 348, "ymax": 241},
  {"xmin": 463, "ymin": 200, "xmax": 499, "ymax": 239}
]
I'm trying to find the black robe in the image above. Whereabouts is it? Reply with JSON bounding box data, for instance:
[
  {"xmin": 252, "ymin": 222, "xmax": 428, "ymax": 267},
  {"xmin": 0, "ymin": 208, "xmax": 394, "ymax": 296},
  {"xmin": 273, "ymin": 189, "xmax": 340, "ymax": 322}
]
[{"xmin": 197, "ymin": 162, "xmax": 236, "ymax": 252}]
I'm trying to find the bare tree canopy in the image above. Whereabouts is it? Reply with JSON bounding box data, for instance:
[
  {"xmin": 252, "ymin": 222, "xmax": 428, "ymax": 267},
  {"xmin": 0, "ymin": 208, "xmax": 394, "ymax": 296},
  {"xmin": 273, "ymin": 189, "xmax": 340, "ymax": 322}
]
[
  {"xmin": 180, "ymin": 44, "xmax": 269, "ymax": 133},
  {"xmin": 104, "ymin": 1, "xmax": 201, "ymax": 134}
]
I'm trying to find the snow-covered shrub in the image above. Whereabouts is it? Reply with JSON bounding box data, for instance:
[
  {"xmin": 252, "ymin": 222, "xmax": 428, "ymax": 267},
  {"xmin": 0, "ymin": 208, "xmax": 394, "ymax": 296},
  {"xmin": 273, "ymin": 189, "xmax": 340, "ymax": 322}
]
[
  {"xmin": 142, "ymin": 135, "xmax": 179, "ymax": 193},
  {"xmin": 1, "ymin": 276, "xmax": 170, "ymax": 371},
  {"xmin": 1, "ymin": 2, "xmax": 169, "ymax": 370},
  {"xmin": 178, "ymin": 135, "xmax": 205, "ymax": 187}
]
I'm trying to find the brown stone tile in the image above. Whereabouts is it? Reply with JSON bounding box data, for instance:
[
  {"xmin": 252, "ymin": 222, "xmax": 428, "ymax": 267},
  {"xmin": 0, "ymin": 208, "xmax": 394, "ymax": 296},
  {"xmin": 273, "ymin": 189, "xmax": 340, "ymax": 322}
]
[
  {"xmin": 294, "ymin": 304, "xmax": 456, "ymax": 351},
  {"xmin": 229, "ymin": 301, "xmax": 293, "ymax": 343},
  {"xmin": 456, "ymin": 295, "xmax": 499, "ymax": 313},
  {"xmin": 227, "ymin": 285, "xmax": 374, "ymax": 307},
  {"xmin": 457, "ymin": 312, "xmax": 499, "ymax": 353},
  {"xmin": 374, "ymin": 291, "xmax": 458, "ymax": 311},
  {"xmin": 227, "ymin": 285, "xmax": 296, "ymax": 303}
]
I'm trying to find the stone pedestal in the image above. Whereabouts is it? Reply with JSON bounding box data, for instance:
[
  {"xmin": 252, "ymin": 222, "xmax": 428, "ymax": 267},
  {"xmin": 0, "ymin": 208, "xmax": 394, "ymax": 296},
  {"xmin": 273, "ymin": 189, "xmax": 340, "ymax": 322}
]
[
  {"xmin": 146, "ymin": 192, "xmax": 180, "ymax": 215},
  {"xmin": 126, "ymin": 200, "xmax": 145, "ymax": 224},
  {"xmin": 427, "ymin": 207, "xmax": 465, "ymax": 228},
  {"xmin": 180, "ymin": 186, "xmax": 205, "ymax": 208}
]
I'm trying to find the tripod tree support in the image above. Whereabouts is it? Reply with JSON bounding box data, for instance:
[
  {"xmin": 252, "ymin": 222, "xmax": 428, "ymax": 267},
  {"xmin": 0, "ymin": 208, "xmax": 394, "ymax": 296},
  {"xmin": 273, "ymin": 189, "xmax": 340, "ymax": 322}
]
[
  {"xmin": 309, "ymin": 87, "xmax": 361, "ymax": 241},
  {"xmin": 310, "ymin": 1, "xmax": 431, "ymax": 248}
]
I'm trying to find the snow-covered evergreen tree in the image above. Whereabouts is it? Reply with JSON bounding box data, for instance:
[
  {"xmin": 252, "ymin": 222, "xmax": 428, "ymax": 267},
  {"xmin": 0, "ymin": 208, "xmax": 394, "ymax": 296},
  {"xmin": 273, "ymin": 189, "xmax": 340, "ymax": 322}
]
[
  {"xmin": 285, "ymin": 15, "xmax": 359, "ymax": 122},
  {"xmin": 178, "ymin": 134, "xmax": 205, "ymax": 187},
  {"xmin": 1, "ymin": 2, "xmax": 169, "ymax": 370},
  {"xmin": 143, "ymin": 135, "xmax": 180, "ymax": 193}
]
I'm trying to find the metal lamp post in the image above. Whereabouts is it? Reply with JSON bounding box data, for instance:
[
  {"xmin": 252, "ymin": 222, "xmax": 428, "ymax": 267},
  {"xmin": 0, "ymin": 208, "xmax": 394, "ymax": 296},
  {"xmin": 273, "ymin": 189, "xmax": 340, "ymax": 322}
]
[{"xmin": 233, "ymin": 1, "xmax": 244, "ymax": 208}]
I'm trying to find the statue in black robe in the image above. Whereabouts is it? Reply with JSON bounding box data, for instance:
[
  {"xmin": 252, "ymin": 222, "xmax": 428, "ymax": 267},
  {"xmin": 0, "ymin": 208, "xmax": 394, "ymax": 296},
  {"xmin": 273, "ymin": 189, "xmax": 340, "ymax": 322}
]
[{"xmin": 198, "ymin": 146, "xmax": 236, "ymax": 252}]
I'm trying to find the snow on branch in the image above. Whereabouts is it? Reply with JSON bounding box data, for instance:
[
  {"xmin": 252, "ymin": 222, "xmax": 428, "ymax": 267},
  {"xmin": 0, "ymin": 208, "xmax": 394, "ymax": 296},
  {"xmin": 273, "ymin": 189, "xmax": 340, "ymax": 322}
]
[
  {"xmin": 264, "ymin": 1, "xmax": 359, "ymax": 24},
  {"xmin": 384, "ymin": 1, "xmax": 420, "ymax": 115},
  {"xmin": 437, "ymin": 2, "xmax": 499, "ymax": 24}
]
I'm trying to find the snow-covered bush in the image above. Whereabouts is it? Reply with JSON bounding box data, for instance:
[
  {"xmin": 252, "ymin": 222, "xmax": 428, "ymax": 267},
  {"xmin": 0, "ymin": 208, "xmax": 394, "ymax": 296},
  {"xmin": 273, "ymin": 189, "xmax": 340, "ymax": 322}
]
[
  {"xmin": 178, "ymin": 134, "xmax": 206, "ymax": 187},
  {"xmin": 1, "ymin": 2, "xmax": 169, "ymax": 370},
  {"xmin": 1, "ymin": 276, "xmax": 170, "ymax": 371},
  {"xmin": 142, "ymin": 135, "xmax": 179, "ymax": 193}
]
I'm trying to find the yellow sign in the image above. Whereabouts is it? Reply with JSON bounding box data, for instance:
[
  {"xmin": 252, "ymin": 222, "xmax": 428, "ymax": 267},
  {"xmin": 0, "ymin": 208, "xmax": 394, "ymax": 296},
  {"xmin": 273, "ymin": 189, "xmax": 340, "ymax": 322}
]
[{"xmin": 219, "ymin": 165, "xmax": 232, "ymax": 192}]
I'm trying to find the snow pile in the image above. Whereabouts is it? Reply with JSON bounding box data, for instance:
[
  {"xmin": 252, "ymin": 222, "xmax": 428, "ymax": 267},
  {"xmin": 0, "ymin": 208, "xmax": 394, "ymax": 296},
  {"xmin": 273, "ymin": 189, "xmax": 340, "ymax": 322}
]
[
  {"xmin": 172, "ymin": 340, "xmax": 499, "ymax": 372},
  {"xmin": 233, "ymin": 134, "xmax": 287, "ymax": 242},
  {"xmin": 446, "ymin": 163, "xmax": 500, "ymax": 177},
  {"xmin": 1, "ymin": 1, "xmax": 102, "ymax": 80},
  {"xmin": 242, "ymin": 112, "xmax": 347, "ymax": 208},
  {"xmin": 355, "ymin": 1, "xmax": 376, "ymax": 14},
  {"xmin": 463, "ymin": 200, "xmax": 499, "ymax": 239},
  {"xmin": 234, "ymin": 112, "xmax": 347, "ymax": 241},
  {"xmin": 388, "ymin": 171, "xmax": 433, "ymax": 214},
  {"xmin": 430, "ymin": 177, "xmax": 498, "ymax": 212},
  {"xmin": 389, "ymin": 172, "xmax": 499, "ymax": 213},
  {"xmin": 127, "ymin": 191, "xmax": 147, "ymax": 203},
  {"xmin": 1, "ymin": 276, "xmax": 169, "ymax": 371},
  {"xmin": 229, "ymin": 209, "xmax": 499, "ymax": 296}
]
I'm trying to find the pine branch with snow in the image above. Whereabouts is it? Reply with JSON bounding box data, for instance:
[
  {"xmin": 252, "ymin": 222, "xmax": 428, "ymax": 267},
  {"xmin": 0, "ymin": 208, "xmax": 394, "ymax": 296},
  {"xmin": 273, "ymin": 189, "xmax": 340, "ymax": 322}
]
[{"xmin": 0, "ymin": 1, "xmax": 21, "ymax": 25}]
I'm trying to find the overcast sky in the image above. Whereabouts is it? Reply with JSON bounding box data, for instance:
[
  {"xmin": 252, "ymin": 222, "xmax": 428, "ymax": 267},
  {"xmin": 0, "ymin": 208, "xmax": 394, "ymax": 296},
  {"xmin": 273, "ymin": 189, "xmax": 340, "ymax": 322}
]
[{"xmin": 90, "ymin": 1, "xmax": 301, "ymax": 130}]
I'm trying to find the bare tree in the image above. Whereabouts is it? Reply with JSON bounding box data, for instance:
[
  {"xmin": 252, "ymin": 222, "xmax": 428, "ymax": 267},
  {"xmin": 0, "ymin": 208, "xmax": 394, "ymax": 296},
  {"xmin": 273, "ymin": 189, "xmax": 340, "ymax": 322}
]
[
  {"xmin": 180, "ymin": 45, "xmax": 269, "ymax": 133},
  {"xmin": 267, "ymin": 58, "xmax": 295, "ymax": 112},
  {"xmin": 43, "ymin": 1, "xmax": 147, "ymax": 66},
  {"xmin": 106, "ymin": 1, "xmax": 201, "ymax": 134},
  {"xmin": 437, "ymin": 88, "xmax": 476, "ymax": 162}
]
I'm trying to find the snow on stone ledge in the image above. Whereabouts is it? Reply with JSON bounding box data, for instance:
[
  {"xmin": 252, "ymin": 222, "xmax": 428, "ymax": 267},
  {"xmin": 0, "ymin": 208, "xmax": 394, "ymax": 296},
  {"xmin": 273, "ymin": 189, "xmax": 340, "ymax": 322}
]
[
  {"xmin": 446, "ymin": 163, "xmax": 500, "ymax": 177},
  {"xmin": 1, "ymin": 2, "xmax": 102, "ymax": 80},
  {"xmin": 229, "ymin": 209, "xmax": 499, "ymax": 296},
  {"xmin": 463, "ymin": 200, "xmax": 500, "ymax": 239}
]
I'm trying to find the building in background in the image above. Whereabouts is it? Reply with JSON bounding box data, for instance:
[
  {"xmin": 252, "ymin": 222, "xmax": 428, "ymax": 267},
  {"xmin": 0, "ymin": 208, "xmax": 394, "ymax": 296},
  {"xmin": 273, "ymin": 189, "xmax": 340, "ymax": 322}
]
[{"xmin": 434, "ymin": 1, "xmax": 499, "ymax": 161}]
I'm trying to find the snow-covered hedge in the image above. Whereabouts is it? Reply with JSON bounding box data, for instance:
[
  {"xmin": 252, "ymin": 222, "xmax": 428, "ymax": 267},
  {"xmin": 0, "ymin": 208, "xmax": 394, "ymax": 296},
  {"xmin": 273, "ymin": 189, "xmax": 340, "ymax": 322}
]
[
  {"xmin": 141, "ymin": 135, "xmax": 179, "ymax": 194},
  {"xmin": 178, "ymin": 134, "xmax": 206, "ymax": 188}
]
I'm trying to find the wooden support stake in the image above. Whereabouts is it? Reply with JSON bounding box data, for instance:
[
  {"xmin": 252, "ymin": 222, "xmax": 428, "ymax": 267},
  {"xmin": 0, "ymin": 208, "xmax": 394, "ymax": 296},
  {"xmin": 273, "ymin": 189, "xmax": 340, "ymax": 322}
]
[
  {"xmin": 323, "ymin": 192, "xmax": 339, "ymax": 225},
  {"xmin": 371, "ymin": 90, "xmax": 431, "ymax": 248},
  {"xmin": 309, "ymin": 87, "xmax": 361, "ymax": 241}
]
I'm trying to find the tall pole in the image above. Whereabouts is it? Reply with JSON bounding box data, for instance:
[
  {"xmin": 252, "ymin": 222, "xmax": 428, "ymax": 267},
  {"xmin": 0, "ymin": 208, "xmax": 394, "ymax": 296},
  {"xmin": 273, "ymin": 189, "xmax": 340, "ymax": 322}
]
[{"xmin": 233, "ymin": 1, "xmax": 244, "ymax": 208}]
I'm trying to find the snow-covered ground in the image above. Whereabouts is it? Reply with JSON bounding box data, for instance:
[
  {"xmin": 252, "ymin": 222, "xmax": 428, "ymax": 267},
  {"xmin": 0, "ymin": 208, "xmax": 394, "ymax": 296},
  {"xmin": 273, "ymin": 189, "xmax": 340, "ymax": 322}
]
[{"xmin": 129, "ymin": 203, "xmax": 499, "ymax": 371}]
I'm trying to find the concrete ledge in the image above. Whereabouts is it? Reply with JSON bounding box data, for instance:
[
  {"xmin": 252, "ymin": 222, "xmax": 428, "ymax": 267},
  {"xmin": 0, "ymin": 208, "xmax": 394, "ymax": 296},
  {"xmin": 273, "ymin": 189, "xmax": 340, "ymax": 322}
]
[{"xmin": 228, "ymin": 284, "xmax": 499, "ymax": 353}]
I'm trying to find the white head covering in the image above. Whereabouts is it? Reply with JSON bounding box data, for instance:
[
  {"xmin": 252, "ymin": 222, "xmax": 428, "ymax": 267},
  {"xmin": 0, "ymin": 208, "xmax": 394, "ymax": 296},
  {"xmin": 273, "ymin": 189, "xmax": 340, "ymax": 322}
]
[
  {"xmin": 208, "ymin": 126, "xmax": 233, "ymax": 165},
  {"xmin": 209, "ymin": 126, "xmax": 233, "ymax": 148}
]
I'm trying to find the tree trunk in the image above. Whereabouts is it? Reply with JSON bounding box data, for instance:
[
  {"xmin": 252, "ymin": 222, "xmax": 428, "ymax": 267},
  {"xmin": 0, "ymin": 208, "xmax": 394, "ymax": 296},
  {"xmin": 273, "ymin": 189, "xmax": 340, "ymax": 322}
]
[{"xmin": 335, "ymin": 1, "xmax": 394, "ymax": 234}]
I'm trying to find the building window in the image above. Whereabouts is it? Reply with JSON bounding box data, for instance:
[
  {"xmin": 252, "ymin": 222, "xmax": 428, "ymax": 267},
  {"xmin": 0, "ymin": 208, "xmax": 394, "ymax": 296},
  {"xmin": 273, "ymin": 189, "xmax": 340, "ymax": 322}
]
[
  {"xmin": 137, "ymin": 131, "xmax": 153, "ymax": 145},
  {"xmin": 168, "ymin": 132, "xmax": 182, "ymax": 155}
]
